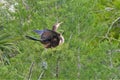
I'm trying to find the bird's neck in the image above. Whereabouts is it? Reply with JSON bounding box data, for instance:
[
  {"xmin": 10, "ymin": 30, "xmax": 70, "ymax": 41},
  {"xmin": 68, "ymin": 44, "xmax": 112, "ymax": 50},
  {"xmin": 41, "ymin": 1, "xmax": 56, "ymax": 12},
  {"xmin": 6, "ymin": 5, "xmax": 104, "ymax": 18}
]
[{"xmin": 52, "ymin": 25, "xmax": 58, "ymax": 31}]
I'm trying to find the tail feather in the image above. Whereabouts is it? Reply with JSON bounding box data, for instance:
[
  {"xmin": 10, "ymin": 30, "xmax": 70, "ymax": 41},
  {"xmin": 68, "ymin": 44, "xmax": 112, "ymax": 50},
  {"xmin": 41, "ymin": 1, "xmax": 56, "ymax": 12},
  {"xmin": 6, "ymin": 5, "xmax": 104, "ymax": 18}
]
[{"xmin": 25, "ymin": 36, "xmax": 40, "ymax": 41}]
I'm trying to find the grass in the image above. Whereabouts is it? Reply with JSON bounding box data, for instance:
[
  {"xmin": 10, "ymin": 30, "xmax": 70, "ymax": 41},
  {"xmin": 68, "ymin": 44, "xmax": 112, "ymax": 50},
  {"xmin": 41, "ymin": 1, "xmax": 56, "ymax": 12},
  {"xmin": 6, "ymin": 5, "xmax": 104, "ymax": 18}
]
[{"xmin": 0, "ymin": 0, "xmax": 120, "ymax": 79}]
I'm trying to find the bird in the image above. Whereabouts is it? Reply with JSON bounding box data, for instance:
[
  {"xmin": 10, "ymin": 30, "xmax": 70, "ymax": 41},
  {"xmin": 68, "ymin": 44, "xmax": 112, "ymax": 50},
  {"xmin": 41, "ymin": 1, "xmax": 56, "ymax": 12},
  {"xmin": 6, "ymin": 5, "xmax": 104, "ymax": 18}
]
[{"xmin": 26, "ymin": 22, "xmax": 64, "ymax": 48}]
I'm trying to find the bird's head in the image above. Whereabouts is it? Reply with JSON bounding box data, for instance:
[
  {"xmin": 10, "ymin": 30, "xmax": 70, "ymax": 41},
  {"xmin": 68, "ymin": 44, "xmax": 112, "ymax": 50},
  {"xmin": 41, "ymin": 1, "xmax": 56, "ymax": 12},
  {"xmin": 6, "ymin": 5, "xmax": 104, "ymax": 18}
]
[{"xmin": 52, "ymin": 22, "xmax": 63, "ymax": 31}]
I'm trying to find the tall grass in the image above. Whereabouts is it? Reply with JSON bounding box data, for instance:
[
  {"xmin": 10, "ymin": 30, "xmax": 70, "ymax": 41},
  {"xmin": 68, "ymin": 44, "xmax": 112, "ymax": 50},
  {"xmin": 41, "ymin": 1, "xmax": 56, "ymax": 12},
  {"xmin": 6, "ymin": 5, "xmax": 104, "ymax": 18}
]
[{"xmin": 0, "ymin": 0, "xmax": 120, "ymax": 79}]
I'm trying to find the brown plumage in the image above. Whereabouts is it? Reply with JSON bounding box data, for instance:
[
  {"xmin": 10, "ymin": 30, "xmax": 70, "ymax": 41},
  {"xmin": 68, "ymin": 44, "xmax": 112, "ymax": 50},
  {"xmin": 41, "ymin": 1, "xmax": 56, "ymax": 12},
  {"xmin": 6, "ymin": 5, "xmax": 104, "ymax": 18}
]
[{"xmin": 26, "ymin": 22, "xmax": 64, "ymax": 48}]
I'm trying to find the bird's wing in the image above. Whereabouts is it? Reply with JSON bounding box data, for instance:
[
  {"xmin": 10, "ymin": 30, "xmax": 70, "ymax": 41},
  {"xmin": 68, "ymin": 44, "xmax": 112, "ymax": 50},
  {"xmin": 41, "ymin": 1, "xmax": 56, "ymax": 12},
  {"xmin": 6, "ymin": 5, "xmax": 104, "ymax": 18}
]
[
  {"xmin": 34, "ymin": 29, "xmax": 59, "ymax": 41},
  {"xmin": 41, "ymin": 30, "xmax": 54, "ymax": 40},
  {"xmin": 34, "ymin": 30, "xmax": 45, "ymax": 35}
]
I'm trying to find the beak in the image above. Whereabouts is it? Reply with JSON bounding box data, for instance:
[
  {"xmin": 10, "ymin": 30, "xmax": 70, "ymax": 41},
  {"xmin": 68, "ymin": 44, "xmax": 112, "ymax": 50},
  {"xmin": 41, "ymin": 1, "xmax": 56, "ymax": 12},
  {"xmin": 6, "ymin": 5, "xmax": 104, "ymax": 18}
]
[{"xmin": 55, "ymin": 22, "xmax": 63, "ymax": 28}]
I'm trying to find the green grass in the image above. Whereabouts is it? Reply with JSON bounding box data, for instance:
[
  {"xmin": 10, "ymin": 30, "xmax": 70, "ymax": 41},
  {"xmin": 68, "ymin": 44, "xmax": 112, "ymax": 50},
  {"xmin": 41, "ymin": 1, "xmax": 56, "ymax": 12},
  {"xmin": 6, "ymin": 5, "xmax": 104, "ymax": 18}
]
[{"xmin": 0, "ymin": 0, "xmax": 120, "ymax": 79}]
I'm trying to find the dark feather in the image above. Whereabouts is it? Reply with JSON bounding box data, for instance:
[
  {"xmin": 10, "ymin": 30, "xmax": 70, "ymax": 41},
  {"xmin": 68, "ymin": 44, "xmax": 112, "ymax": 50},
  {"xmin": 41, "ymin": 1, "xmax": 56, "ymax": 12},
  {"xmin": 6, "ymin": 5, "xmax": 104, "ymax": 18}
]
[{"xmin": 34, "ymin": 30, "xmax": 44, "ymax": 35}]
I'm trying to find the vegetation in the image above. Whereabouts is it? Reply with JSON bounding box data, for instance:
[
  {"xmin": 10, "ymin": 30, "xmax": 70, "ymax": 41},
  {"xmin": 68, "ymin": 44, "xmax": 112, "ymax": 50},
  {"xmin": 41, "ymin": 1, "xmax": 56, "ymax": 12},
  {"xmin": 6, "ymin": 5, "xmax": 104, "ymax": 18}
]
[{"xmin": 0, "ymin": 0, "xmax": 120, "ymax": 79}]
